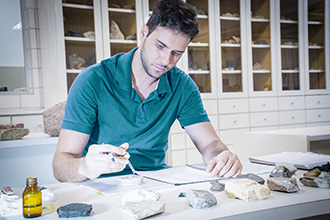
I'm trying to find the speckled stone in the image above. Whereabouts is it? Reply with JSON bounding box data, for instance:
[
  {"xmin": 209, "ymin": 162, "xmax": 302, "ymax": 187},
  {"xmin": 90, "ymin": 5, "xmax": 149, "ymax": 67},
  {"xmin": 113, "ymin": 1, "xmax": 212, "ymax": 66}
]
[
  {"xmin": 186, "ymin": 189, "xmax": 217, "ymax": 209},
  {"xmin": 236, "ymin": 173, "xmax": 265, "ymax": 185},
  {"xmin": 267, "ymin": 177, "xmax": 299, "ymax": 193},
  {"xmin": 270, "ymin": 166, "xmax": 292, "ymax": 178},
  {"xmin": 57, "ymin": 203, "xmax": 92, "ymax": 218}
]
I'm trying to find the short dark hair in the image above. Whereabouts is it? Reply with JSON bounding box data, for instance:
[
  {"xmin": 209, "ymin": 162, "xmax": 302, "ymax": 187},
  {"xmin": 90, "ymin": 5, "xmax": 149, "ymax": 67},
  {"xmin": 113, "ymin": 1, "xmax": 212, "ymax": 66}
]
[{"xmin": 147, "ymin": 0, "xmax": 199, "ymax": 41}]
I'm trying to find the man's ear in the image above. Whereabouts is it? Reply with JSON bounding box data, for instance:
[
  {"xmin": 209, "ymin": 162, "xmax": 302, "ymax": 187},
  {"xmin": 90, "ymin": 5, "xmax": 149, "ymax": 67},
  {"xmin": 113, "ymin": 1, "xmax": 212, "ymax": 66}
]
[{"xmin": 140, "ymin": 24, "xmax": 149, "ymax": 39}]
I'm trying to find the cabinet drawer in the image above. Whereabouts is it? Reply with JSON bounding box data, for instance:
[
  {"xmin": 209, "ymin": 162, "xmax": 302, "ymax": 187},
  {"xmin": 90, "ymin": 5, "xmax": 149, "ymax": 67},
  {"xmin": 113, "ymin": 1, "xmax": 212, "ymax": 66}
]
[
  {"xmin": 279, "ymin": 110, "xmax": 305, "ymax": 125},
  {"xmin": 219, "ymin": 99, "xmax": 248, "ymax": 114},
  {"xmin": 306, "ymin": 109, "xmax": 330, "ymax": 123},
  {"xmin": 249, "ymin": 97, "xmax": 278, "ymax": 112},
  {"xmin": 306, "ymin": 95, "xmax": 330, "ymax": 109},
  {"xmin": 250, "ymin": 112, "xmax": 278, "ymax": 127},
  {"xmin": 203, "ymin": 99, "xmax": 218, "ymax": 115},
  {"xmin": 219, "ymin": 114, "xmax": 249, "ymax": 130},
  {"xmin": 278, "ymin": 96, "xmax": 305, "ymax": 110}
]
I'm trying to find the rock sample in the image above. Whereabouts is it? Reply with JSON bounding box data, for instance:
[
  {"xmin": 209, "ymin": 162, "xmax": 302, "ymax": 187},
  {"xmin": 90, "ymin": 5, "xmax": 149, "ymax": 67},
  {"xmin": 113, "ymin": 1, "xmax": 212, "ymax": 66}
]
[
  {"xmin": 0, "ymin": 194, "xmax": 22, "ymax": 217},
  {"xmin": 126, "ymin": 33, "xmax": 137, "ymax": 40},
  {"xmin": 276, "ymin": 162, "xmax": 297, "ymax": 174},
  {"xmin": 300, "ymin": 177, "xmax": 330, "ymax": 189},
  {"xmin": 0, "ymin": 124, "xmax": 29, "ymax": 141},
  {"xmin": 43, "ymin": 101, "xmax": 66, "ymax": 137},
  {"xmin": 267, "ymin": 177, "xmax": 299, "ymax": 193},
  {"xmin": 225, "ymin": 178, "xmax": 270, "ymax": 201},
  {"xmin": 83, "ymin": 31, "xmax": 95, "ymax": 39},
  {"xmin": 121, "ymin": 189, "xmax": 160, "ymax": 204},
  {"xmin": 270, "ymin": 166, "xmax": 292, "ymax": 178},
  {"xmin": 209, "ymin": 180, "xmax": 225, "ymax": 192},
  {"xmin": 68, "ymin": 54, "xmax": 85, "ymax": 69},
  {"xmin": 121, "ymin": 189, "xmax": 164, "ymax": 219},
  {"xmin": 186, "ymin": 189, "xmax": 217, "ymax": 209},
  {"xmin": 236, "ymin": 173, "xmax": 265, "ymax": 185},
  {"xmin": 110, "ymin": 20, "xmax": 125, "ymax": 40},
  {"xmin": 57, "ymin": 203, "xmax": 92, "ymax": 218},
  {"xmin": 121, "ymin": 200, "xmax": 164, "ymax": 220},
  {"xmin": 117, "ymin": 175, "xmax": 143, "ymax": 187},
  {"xmin": 303, "ymin": 168, "xmax": 321, "ymax": 177}
]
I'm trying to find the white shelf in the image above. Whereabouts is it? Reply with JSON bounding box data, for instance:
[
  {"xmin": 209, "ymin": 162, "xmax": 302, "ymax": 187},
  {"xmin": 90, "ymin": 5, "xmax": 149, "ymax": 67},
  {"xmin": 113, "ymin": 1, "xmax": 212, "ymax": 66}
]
[
  {"xmin": 251, "ymin": 18, "xmax": 270, "ymax": 22},
  {"xmin": 189, "ymin": 42, "xmax": 209, "ymax": 47},
  {"xmin": 220, "ymin": 43, "xmax": 240, "ymax": 47},
  {"xmin": 280, "ymin": 20, "xmax": 298, "ymax": 24},
  {"xmin": 109, "ymin": 39, "xmax": 137, "ymax": 44},
  {"xmin": 188, "ymin": 70, "xmax": 210, "ymax": 75},
  {"xmin": 62, "ymin": 3, "xmax": 93, "ymax": 10},
  {"xmin": 252, "ymin": 44, "xmax": 271, "ymax": 48},
  {"xmin": 64, "ymin": 36, "xmax": 95, "ymax": 42},
  {"xmin": 108, "ymin": 8, "xmax": 136, "ymax": 13},
  {"xmin": 66, "ymin": 69, "xmax": 82, "ymax": 74},
  {"xmin": 220, "ymin": 16, "xmax": 240, "ymax": 21}
]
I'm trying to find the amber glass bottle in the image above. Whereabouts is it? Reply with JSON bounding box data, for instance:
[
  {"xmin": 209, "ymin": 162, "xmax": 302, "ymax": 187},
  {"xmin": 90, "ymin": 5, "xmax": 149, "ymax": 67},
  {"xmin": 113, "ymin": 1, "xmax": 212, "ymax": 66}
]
[{"xmin": 22, "ymin": 177, "xmax": 42, "ymax": 218}]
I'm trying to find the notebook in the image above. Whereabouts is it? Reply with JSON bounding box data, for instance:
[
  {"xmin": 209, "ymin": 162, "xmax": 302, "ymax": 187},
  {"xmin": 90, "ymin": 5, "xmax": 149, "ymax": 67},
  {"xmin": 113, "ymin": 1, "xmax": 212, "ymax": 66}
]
[{"xmin": 249, "ymin": 151, "xmax": 330, "ymax": 170}]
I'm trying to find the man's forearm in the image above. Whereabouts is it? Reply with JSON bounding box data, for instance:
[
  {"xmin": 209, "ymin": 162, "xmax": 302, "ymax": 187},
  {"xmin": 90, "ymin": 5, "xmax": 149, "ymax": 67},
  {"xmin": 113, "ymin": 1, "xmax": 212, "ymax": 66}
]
[
  {"xmin": 201, "ymin": 139, "xmax": 229, "ymax": 164},
  {"xmin": 53, "ymin": 153, "xmax": 88, "ymax": 182}
]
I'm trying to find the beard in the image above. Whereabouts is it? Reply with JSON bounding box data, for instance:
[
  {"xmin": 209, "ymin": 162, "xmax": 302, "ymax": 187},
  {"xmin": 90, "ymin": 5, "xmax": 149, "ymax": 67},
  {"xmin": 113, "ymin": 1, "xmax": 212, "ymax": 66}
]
[{"xmin": 140, "ymin": 40, "xmax": 167, "ymax": 79}]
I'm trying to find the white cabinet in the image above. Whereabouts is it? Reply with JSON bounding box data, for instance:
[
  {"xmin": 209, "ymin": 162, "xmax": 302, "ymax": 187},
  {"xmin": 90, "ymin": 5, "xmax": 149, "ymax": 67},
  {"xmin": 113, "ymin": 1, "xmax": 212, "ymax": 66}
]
[
  {"xmin": 303, "ymin": 0, "xmax": 330, "ymax": 95},
  {"xmin": 37, "ymin": 0, "xmax": 330, "ymax": 167}
]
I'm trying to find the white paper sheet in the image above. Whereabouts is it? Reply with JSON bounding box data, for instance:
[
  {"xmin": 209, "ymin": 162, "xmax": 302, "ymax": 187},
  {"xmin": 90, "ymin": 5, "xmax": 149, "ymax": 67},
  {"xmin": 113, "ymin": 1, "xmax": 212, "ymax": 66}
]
[{"xmin": 249, "ymin": 151, "xmax": 330, "ymax": 169}]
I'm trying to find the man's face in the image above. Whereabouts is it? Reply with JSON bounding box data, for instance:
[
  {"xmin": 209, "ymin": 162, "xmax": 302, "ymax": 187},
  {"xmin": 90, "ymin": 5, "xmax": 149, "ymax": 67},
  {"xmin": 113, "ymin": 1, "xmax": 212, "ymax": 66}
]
[{"xmin": 140, "ymin": 26, "xmax": 190, "ymax": 79}]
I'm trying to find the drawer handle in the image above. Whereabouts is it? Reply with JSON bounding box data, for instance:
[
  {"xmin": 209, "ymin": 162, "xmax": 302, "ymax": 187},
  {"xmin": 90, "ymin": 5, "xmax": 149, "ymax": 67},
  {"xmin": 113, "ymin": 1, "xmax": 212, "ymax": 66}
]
[
  {"xmin": 232, "ymin": 105, "xmax": 236, "ymax": 108},
  {"xmin": 317, "ymin": 101, "xmax": 321, "ymax": 104},
  {"xmin": 290, "ymin": 102, "xmax": 294, "ymax": 105},
  {"xmin": 263, "ymin": 118, "xmax": 267, "ymax": 121},
  {"xmin": 318, "ymin": 114, "xmax": 321, "ymax": 118},
  {"xmin": 233, "ymin": 120, "xmax": 237, "ymax": 124},
  {"xmin": 262, "ymin": 104, "xmax": 266, "ymax": 107},
  {"xmin": 291, "ymin": 116, "xmax": 295, "ymax": 119}
]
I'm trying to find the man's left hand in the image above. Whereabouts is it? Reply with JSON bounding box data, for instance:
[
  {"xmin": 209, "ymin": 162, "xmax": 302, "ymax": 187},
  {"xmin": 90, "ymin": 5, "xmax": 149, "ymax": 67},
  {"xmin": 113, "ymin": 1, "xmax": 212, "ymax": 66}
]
[{"xmin": 206, "ymin": 150, "xmax": 242, "ymax": 177}]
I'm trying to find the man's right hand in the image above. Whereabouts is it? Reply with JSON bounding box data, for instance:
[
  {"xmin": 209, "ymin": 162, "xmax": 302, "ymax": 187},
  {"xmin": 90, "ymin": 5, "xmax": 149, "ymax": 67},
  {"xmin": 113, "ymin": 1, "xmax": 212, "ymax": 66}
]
[{"xmin": 79, "ymin": 143, "xmax": 129, "ymax": 180}]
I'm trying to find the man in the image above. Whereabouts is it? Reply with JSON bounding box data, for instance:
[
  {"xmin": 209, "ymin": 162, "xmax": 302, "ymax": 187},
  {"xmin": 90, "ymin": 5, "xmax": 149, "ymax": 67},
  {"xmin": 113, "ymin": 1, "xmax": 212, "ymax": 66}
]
[{"xmin": 53, "ymin": 0, "xmax": 242, "ymax": 182}]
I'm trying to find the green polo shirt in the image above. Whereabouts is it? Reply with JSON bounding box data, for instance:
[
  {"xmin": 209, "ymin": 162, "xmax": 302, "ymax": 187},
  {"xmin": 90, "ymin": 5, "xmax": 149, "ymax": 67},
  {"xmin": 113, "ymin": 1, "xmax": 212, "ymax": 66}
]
[{"xmin": 61, "ymin": 48, "xmax": 209, "ymax": 176}]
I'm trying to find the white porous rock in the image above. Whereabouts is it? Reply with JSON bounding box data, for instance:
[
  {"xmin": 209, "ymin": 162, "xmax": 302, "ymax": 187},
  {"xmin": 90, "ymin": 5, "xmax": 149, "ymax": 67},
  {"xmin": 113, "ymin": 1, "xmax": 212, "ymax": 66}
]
[
  {"xmin": 0, "ymin": 194, "xmax": 22, "ymax": 216},
  {"xmin": 225, "ymin": 178, "xmax": 270, "ymax": 201},
  {"xmin": 121, "ymin": 200, "xmax": 165, "ymax": 220},
  {"xmin": 41, "ymin": 188, "xmax": 57, "ymax": 203},
  {"xmin": 122, "ymin": 189, "xmax": 160, "ymax": 204},
  {"xmin": 117, "ymin": 175, "xmax": 144, "ymax": 187}
]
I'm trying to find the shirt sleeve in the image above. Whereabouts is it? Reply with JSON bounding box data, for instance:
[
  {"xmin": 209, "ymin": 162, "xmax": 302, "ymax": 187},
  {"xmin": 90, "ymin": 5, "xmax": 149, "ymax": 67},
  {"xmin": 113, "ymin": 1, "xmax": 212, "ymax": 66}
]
[
  {"xmin": 61, "ymin": 67, "xmax": 99, "ymax": 134},
  {"xmin": 177, "ymin": 76, "xmax": 210, "ymax": 128}
]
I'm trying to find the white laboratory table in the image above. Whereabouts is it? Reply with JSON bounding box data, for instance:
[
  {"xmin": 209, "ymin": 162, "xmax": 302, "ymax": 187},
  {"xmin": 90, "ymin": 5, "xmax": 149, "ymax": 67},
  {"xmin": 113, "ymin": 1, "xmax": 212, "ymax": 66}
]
[{"xmin": 3, "ymin": 163, "xmax": 330, "ymax": 220}]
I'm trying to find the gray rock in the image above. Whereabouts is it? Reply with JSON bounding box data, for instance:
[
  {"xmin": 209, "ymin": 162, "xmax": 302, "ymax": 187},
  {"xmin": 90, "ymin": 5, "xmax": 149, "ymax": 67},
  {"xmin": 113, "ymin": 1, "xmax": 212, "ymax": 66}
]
[
  {"xmin": 300, "ymin": 177, "xmax": 330, "ymax": 189},
  {"xmin": 0, "ymin": 128, "xmax": 29, "ymax": 141},
  {"xmin": 68, "ymin": 54, "xmax": 85, "ymax": 69},
  {"xmin": 186, "ymin": 189, "xmax": 217, "ymax": 209},
  {"xmin": 121, "ymin": 200, "xmax": 164, "ymax": 220},
  {"xmin": 267, "ymin": 177, "xmax": 299, "ymax": 193},
  {"xmin": 209, "ymin": 180, "xmax": 225, "ymax": 191},
  {"xmin": 57, "ymin": 203, "xmax": 92, "ymax": 218},
  {"xmin": 236, "ymin": 173, "xmax": 265, "ymax": 185},
  {"xmin": 110, "ymin": 20, "xmax": 125, "ymax": 40},
  {"xmin": 270, "ymin": 166, "xmax": 292, "ymax": 178},
  {"xmin": 43, "ymin": 101, "xmax": 66, "ymax": 137}
]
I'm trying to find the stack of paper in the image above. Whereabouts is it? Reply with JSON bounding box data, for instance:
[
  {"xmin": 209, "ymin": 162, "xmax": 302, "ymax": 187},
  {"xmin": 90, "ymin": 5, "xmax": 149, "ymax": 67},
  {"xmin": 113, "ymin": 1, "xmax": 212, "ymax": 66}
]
[{"xmin": 249, "ymin": 151, "xmax": 330, "ymax": 170}]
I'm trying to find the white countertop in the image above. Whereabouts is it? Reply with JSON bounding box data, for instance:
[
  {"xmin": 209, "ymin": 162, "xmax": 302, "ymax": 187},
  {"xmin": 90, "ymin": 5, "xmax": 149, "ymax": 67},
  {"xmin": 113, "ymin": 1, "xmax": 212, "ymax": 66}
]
[{"xmin": 4, "ymin": 163, "xmax": 330, "ymax": 220}]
